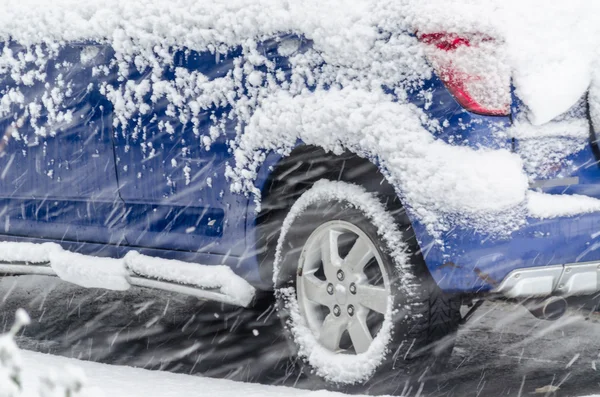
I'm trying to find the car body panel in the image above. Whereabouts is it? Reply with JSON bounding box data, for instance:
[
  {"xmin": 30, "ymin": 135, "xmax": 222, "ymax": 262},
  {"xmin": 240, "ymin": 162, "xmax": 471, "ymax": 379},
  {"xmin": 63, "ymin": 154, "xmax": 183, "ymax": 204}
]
[
  {"xmin": 111, "ymin": 47, "xmax": 242, "ymax": 253},
  {"xmin": 2, "ymin": 34, "xmax": 600, "ymax": 295},
  {"xmin": 0, "ymin": 43, "xmax": 126, "ymax": 245}
]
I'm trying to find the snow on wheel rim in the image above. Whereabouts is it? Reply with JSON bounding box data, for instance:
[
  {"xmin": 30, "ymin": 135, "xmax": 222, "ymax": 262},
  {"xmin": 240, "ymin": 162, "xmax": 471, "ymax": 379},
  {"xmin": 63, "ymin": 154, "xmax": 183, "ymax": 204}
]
[
  {"xmin": 274, "ymin": 179, "xmax": 419, "ymax": 384},
  {"xmin": 297, "ymin": 220, "xmax": 391, "ymax": 355}
]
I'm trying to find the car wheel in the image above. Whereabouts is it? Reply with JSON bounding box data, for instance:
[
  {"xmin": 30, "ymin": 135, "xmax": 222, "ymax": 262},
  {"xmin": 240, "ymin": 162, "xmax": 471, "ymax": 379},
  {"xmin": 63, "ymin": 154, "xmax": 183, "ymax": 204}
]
[{"xmin": 273, "ymin": 179, "xmax": 460, "ymax": 390}]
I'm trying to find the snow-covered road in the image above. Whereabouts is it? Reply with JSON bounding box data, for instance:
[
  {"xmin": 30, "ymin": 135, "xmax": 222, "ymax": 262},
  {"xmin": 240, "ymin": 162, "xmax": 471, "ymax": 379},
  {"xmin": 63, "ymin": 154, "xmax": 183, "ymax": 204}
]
[
  {"xmin": 22, "ymin": 349, "xmax": 600, "ymax": 397},
  {"xmin": 21, "ymin": 350, "xmax": 362, "ymax": 397},
  {"xmin": 2, "ymin": 275, "xmax": 600, "ymax": 396}
]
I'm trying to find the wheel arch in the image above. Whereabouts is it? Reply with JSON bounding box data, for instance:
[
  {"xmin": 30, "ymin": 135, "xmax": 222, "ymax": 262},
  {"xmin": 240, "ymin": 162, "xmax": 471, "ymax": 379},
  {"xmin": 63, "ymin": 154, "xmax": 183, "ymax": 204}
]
[{"xmin": 244, "ymin": 144, "xmax": 432, "ymax": 289}]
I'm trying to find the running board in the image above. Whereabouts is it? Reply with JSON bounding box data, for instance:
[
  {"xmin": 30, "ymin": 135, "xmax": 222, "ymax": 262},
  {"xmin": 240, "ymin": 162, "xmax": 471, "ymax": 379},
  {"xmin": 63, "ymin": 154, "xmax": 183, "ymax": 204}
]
[
  {"xmin": 0, "ymin": 242, "xmax": 256, "ymax": 307},
  {"xmin": 493, "ymin": 261, "xmax": 600, "ymax": 298}
]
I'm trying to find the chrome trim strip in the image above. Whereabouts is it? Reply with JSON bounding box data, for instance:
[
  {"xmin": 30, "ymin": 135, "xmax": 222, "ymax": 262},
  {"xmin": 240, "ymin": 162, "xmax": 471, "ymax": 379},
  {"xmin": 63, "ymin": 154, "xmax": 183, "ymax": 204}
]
[
  {"xmin": 0, "ymin": 263, "xmax": 250, "ymax": 307},
  {"xmin": 494, "ymin": 260, "xmax": 600, "ymax": 298},
  {"xmin": 0, "ymin": 263, "xmax": 56, "ymax": 276},
  {"xmin": 556, "ymin": 263, "xmax": 600, "ymax": 296},
  {"xmin": 129, "ymin": 277, "xmax": 242, "ymax": 307},
  {"xmin": 493, "ymin": 265, "xmax": 564, "ymax": 298},
  {"xmin": 530, "ymin": 177, "xmax": 579, "ymax": 189}
]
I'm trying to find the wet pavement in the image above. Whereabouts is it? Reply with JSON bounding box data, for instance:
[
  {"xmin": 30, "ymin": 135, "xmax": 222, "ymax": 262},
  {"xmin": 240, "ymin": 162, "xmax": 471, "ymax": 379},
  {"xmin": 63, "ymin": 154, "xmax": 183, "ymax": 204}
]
[{"xmin": 1, "ymin": 275, "xmax": 600, "ymax": 396}]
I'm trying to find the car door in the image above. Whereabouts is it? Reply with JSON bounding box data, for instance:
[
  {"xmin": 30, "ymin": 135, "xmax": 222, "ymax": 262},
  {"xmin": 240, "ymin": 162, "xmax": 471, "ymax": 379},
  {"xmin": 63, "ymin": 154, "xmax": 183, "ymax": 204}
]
[
  {"xmin": 0, "ymin": 43, "xmax": 126, "ymax": 245},
  {"xmin": 112, "ymin": 46, "xmax": 248, "ymax": 255}
]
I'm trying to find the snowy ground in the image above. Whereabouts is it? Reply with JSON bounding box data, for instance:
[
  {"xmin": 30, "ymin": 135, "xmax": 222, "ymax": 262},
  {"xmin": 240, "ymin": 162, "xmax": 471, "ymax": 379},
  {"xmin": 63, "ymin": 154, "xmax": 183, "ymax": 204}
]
[
  {"xmin": 21, "ymin": 350, "xmax": 600, "ymax": 397},
  {"xmin": 20, "ymin": 350, "xmax": 355, "ymax": 397},
  {"xmin": 2, "ymin": 275, "xmax": 600, "ymax": 396}
]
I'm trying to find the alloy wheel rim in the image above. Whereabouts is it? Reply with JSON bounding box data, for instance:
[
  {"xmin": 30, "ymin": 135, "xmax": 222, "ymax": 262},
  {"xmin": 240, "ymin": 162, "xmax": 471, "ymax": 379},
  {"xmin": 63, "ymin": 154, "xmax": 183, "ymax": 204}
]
[{"xmin": 296, "ymin": 220, "xmax": 391, "ymax": 354}]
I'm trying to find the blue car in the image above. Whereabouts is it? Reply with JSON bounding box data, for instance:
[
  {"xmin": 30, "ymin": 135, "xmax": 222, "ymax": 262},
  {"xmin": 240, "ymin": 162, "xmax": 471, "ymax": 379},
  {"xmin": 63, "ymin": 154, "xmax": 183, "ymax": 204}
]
[{"xmin": 0, "ymin": 26, "xmax": 597, "ymax": 389}]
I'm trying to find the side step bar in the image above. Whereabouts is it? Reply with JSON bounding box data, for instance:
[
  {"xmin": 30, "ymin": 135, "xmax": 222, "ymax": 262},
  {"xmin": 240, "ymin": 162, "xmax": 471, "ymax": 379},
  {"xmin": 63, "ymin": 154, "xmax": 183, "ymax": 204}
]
[
  {"xmin": 0, "ymin": 242, "xmax": 256, "ymax": 307},
  {"xmin": 493, "ymin": 261, "xmax": 600, "ymax": 298}
]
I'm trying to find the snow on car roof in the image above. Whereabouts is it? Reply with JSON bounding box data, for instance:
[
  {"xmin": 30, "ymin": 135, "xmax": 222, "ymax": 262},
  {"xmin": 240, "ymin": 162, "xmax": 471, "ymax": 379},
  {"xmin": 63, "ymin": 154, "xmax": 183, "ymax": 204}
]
[
  {"xmin": 1, "ymin": 0, "xmax": 599, "ymax": 237},
  {"xmin": 0, "ymin": 0, "xmax": 402, "ymax": 69},
  {"xmin": 2, "ymin": 0, "xmax": 597, "ymax": 124}
]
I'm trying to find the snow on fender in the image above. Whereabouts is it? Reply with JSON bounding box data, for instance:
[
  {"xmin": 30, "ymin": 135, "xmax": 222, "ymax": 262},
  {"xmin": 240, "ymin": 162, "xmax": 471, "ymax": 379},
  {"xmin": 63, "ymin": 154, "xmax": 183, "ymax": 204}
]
[
  {"xmin": 229, "ymin": 87, "xmax": 530, "ymax": 238},
  {"xmin": 272, "ymin": 179, "xmax": 419, "ymax": 384}
]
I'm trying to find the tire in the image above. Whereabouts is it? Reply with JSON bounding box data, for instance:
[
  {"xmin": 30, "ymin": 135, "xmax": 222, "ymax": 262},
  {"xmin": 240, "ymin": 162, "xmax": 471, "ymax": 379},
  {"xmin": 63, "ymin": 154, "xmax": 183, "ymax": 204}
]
[{"xmin": 272, "ymin": 179, "xmax": 460, "ymax": 392}]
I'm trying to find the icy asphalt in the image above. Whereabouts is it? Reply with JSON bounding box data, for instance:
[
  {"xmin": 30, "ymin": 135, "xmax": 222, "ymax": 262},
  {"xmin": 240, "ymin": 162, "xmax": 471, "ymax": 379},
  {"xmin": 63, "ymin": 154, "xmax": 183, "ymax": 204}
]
[{"xmin": 1, "ymin": 275, "xmax": 600, "ymax": 397}]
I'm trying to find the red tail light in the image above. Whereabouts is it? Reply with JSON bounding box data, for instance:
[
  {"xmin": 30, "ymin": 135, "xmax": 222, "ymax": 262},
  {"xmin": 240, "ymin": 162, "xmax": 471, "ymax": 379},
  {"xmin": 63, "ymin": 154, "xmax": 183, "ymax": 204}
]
[
  {"xmin": 418, "ymin": 32, "xmax": 510, "ymax": 116},
  {"xmin": 419, "ymin": 33, "xmax": 472, "ymax": 51}
]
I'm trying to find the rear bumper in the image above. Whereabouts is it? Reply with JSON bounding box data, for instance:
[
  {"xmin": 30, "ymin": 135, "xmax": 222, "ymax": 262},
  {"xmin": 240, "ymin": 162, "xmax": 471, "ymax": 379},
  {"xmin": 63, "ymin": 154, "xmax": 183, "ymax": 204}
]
[{"xmin": 493, "ymin": 261, "xmax": 600, "ymax": 298}]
